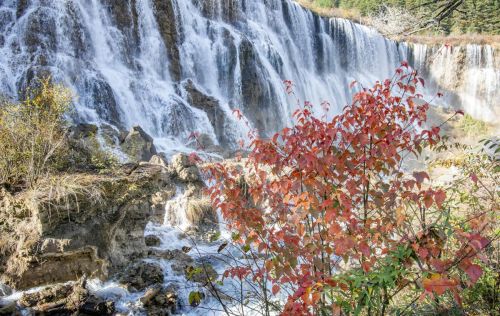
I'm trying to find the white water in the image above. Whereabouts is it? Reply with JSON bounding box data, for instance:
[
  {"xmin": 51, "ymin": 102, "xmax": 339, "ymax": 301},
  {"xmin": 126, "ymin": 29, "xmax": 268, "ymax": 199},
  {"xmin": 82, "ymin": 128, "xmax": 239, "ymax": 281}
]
[
  {"xmin": 76, "ymin": 187, "xmax": 266, "ymax": 315},
  {"xmin": 0, "ymin": 0, "xmax": 497, "ymax": 155}
]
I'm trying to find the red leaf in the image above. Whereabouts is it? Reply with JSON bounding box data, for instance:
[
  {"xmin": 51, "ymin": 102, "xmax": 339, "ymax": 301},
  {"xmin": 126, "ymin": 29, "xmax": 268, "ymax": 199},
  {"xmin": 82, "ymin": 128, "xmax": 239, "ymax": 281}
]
[
  {"xmin": 272, "ymin": 284, "xmax": 280, "ymax": 295},
  {"xmin": 465, "ymin": 264, "xmax": 483, "ymax": 284},
  {"xmin": 418, "ymin": 247, "xmax": 429, "ymax": 260},
  {"xmin": 413, "ymin": 171, "xmax": 429, "ymax": 184},
  {"xmin": 434, "ymin": 190, "xmax": 446, "ymax": 208},
  {"xmin": 470, "ymin": 173, "xmax": 479, "ymax": 185},
  {"xmin": 423, "ymin": 192, "xmax": 433, "ymax": 209},
  {"xmin": 359, "ymin": 242, "xmax": 370, "ymax": 257}
]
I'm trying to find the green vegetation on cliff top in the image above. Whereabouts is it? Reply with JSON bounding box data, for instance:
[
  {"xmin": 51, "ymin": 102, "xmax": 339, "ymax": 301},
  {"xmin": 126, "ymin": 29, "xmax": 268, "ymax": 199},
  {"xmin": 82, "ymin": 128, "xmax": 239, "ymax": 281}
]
[{"xmin": 299, "ymin": 0, "xmax": 500, "ymax": 35}]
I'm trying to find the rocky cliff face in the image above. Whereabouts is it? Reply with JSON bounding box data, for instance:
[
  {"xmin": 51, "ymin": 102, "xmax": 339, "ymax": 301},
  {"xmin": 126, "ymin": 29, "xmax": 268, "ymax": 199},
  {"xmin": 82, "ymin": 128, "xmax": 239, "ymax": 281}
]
[
  {"xmin": 1, "ymin": 0, "xmax": 497, "ymax": 156},
  {"xmin": 0, "ymin": 163, "xmax": 171, "ymax": 289},
  {"xmin": 0, "ymin": 150, "xmax": 214, "ymax": 291}
]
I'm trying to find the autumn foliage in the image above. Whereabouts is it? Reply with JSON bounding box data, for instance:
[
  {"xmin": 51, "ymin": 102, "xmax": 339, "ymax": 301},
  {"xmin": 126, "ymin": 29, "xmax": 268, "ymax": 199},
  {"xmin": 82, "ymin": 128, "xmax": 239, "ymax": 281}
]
[{"xmin": 205, "ymin": 64, "xmax": 493, "ymax": 315}]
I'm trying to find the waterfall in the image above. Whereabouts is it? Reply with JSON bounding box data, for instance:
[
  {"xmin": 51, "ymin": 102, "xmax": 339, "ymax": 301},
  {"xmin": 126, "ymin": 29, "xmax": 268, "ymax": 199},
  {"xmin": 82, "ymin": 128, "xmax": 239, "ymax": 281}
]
[{"xmin": 0, "ymin": 0, "xmax": 498, "ymax": 154}]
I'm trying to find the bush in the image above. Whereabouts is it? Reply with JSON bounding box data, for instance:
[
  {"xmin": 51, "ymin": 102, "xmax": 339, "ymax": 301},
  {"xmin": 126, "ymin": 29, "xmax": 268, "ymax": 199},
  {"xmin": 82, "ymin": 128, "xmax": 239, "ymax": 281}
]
[
  {"xmin": 0, "ymin": 79, "xmax": 121, "ymax": 191},
  {"xmin": 0, "ymin": 79, "xmax": 71, "ymax": 189},
  {"xmin": 206, "ymin": 64, "xmax": 496, "ymax": 315}
]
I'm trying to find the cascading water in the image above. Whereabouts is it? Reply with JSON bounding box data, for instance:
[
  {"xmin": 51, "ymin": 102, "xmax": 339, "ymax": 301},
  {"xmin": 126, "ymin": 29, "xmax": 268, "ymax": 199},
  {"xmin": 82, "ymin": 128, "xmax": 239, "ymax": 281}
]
[
  {"xmin": 1, "ymin": 0, "xmax": 497, "ymax": 156},
  {"xmin": 409, "ymin": 43, "xmax": 499, "ymax": 121}
]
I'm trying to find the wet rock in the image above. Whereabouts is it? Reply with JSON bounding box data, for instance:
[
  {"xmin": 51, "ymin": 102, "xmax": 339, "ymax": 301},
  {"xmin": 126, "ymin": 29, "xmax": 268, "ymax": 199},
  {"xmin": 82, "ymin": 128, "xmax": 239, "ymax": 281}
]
[
  {"xmin": 185, "ymin": 263, "xmax": 218, "ymax": 285},
  {"xmin": 0, "ymin": 283, "xmax": 12, "ymax": 297},
  {"xmin": 145, "ymin": 235, "xmax": 161, "ymax": 247},
  {"xmin": 199, "ymin": 0, "xmax": 239, "ymax": 22},
  {"xmin": 79, "ymin": 295, "xmax": 116, "ymax": 315},
  {"xmin": 16, "ymin": 0, "xmax": 30, "ymax": 18},
  {"xmin": 169, "ymin": 250, "xmax": 195, "ymax": 275},
  {"xmin": 24, "ymin": 7, "xmax": 57, "ymax": 53},
  {"xmin": 178, "ymin": 166, "xmax": 200, "ymax": 182},
  {"xmin": 0, "ymin": 10, "xmax": 13, "ymax": 31},
  {"xmin": 100, "ymin": 123, "xmax": 127, "ymax": 147},
  {"xmin": 119, "ymin": 261, "xmax": 164, "ymax": 292},
  {"xmin": 121, "ymin": 126, "xmax": 157, "ymax": 162},
  {"xmin": 140, "ymin": 284, "xmax": 178, "ymax": 316},
  {"xmin": 182, "ymin": 80, "xmax": 229, "ymax": 146},
  {"xmin": 71, "ymin": 123, "xmax": 98, "ymax": 139},
  {"xmin": 19, "ymin": 280, "xmax": 79, "ymax": 308},
  {"xmin": 18, "ymin": 278, "xmax": 115, "ymax": 315},
  {"xmin": 239, "ymin": 38, "xmax": 283, "ymax": 135},
  {"xmin": 82, "ymin": 77, "xmax": 123, "ymax": 128},
  {"xmin": 102, "ymin": 0, "xmax": 140, "ymax": 61},
  {"xmin": 152, "ymin": 0, "xmax": 181, "ymax": 81},
  {"xmin": 0, "ymin": 301, "xmax": 18, "ymax": 315}
]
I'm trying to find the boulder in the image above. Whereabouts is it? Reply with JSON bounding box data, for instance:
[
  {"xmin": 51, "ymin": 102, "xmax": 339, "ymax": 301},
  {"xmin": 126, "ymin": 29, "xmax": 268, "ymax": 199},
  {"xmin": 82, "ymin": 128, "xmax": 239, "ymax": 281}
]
[
  {"xmin": 18, "ymin": 278, "xmax": 115, "ymax": 315},
  {"xmin": 119, "ymin": 261, "xmax": 164, "ymax": 292},
  {"xmin": 79, "ymin": 295, "xmax": 116, "ymax": 315},
  {"xmin": 0, "ymin": 283, "xmax": 12, "ymax": 297},
  {"xmin": 121, "ymin": 126, "xmax": 157, "ymax": 162},
  {"xmin": 145, "ymin": 235, "xmax": 161, "ymax": 247},
  {"xmin": 185, "ymin": 263, "xmax": 218, "ymax": 286},
  {"xmin": 170, "ymin": 153, "xmax": 201, "ymax": 183},
  {"xmin": 140, "ymin": 284, "xmax": 178, "ymax": 316},
  {"xmin": 149, "ymin": 154, "xmax": 168, "ymax": 168},
  {"xmin": 71, "ymin": 123, "xmax": 98, "ymax": 139},
  {"xmin": 0, "ymin": 301, "xmax": 18, "ymax": 315}
]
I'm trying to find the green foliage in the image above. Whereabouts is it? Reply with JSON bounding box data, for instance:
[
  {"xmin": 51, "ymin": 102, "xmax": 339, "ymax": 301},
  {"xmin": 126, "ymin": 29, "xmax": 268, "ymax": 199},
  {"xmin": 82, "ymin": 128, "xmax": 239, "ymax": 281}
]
[
  {"xmin": 0, "ymin": 78, "xmax": 118, "ymax": 190},
  {"xmin": 0, "ymin": 79, "xmax": 71, "ymax": 189},
  {"xmin": 457, "ymin": 114, "xmax": 490, "ymax": 137},
  {"xmin": 309, "ymin": 0, "xmax": 500, "ymax": 34},
  {"xmin": 188, "ymin": 291, "xmax": 204, "ymax": 307}
]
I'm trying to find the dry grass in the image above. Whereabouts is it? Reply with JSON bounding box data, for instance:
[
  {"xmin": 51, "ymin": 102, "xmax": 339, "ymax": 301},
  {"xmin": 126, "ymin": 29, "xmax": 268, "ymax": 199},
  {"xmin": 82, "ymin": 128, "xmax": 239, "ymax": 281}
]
[
  {"xmin": 399, "ymin": 34, "xmax": 500, "ymax": 47},
  {"xmin": 19, "ymin": 173, "xmax": 104, "ymax": 223}
]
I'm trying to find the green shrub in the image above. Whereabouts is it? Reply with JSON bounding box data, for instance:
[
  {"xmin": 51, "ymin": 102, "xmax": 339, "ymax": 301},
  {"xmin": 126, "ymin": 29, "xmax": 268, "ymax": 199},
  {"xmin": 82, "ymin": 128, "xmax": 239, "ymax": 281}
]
[
  {"xmin": 0, "ymin": 79, "xmax": 119, "ymax": 191},
  {"xmin": 0, "ymin": 79, "xmax": 72, "ymax": 189}
]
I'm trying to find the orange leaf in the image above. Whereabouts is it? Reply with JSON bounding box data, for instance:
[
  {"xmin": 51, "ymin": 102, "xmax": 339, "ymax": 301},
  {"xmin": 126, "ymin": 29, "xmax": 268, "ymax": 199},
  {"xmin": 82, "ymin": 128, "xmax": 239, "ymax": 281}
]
[{"xmin": 272, "ymin": 284, "xmax": 280, "ymax": 295}]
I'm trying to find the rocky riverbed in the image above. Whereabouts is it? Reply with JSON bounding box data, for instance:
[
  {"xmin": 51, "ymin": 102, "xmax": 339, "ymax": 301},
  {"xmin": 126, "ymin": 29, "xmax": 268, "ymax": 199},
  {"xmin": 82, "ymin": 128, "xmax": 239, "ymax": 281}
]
[{"xmin": 0, "ymin": 123, "xmax": 233, "ymax": 315}]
